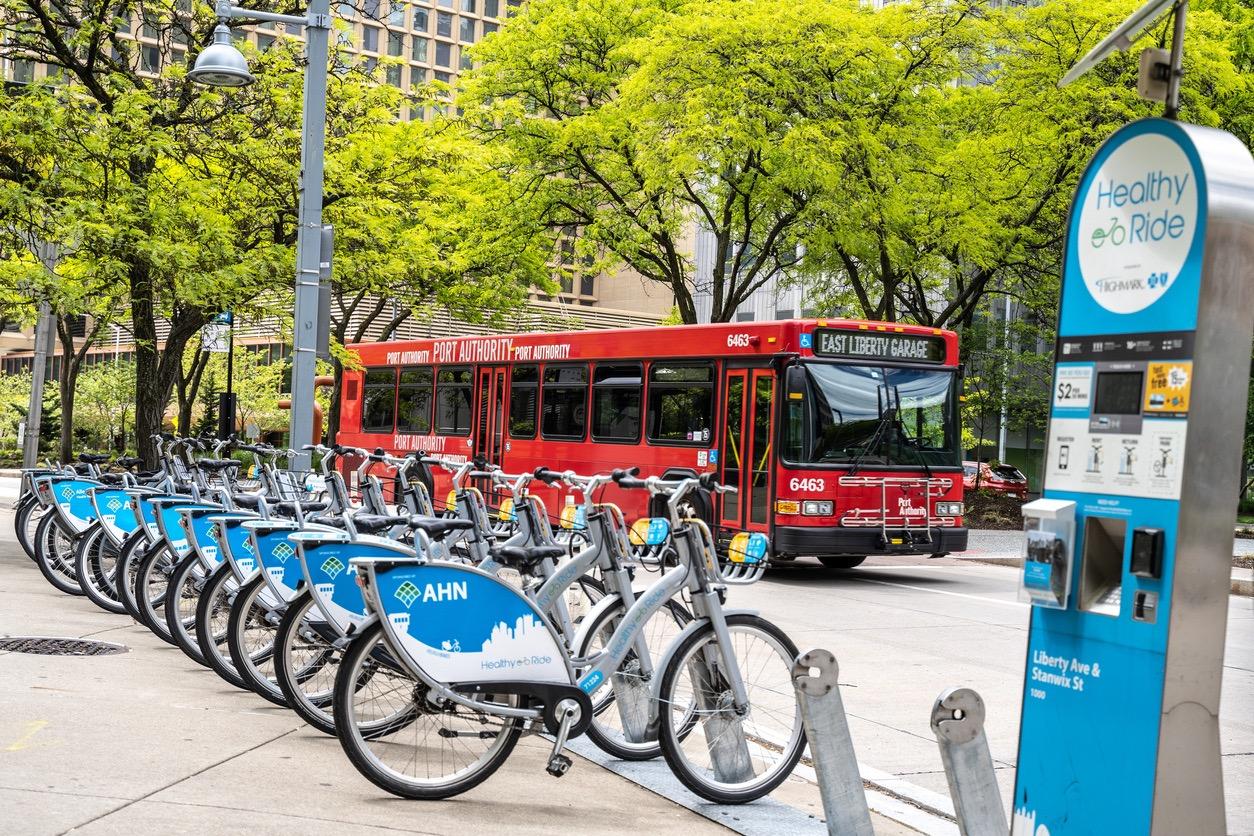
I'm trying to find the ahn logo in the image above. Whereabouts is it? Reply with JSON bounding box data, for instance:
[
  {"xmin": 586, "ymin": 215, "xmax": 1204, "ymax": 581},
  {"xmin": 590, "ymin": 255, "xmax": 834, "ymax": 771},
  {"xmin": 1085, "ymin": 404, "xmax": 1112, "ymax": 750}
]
[
  {"xmin": 60, "ymin": 485, "xmax": 75, "ymax": 500},
  {"xmin": 106, "ymin": 497, "xmax": 126, "ymax": 513},
  {"xmin": 395, "ymin": 581, "xmax": 422, "ymax": 608},
  {"xmin": 272, "ymin": 542, "xmax": 295, "ymax": 563},
  {"xmin": 320, "ymin": 556, "xmax": 346, "ymax": 579},
  {"xmin": 393, "ymin": 579, "xmax": 468, "ymax": 609},
  {"xmin": 240, "ymin": 537, "xmax": 256, "ymax": 555}
]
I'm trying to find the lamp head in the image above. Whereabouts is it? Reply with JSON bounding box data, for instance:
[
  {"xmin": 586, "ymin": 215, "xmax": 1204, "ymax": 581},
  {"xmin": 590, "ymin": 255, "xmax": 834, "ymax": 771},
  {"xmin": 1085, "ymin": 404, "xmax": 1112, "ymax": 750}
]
[{"xmin": 188, "ymin": 23, "xmax": 254, "ymax": 87}]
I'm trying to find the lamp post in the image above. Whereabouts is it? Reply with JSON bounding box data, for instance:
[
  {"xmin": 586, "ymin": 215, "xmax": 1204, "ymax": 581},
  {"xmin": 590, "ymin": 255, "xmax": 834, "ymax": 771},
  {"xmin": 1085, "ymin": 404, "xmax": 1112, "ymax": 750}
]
[{"xmin": 190, "ymin": 0, "xmax": 330, "ymax": 468}]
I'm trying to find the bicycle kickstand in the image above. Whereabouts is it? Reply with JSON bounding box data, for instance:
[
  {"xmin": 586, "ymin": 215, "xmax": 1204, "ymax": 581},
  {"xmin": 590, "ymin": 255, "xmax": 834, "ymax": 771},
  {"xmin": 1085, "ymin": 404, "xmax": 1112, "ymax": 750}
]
[{"xmin": 546, "ymin": 698, "xmax": 581, "ymax": 778}]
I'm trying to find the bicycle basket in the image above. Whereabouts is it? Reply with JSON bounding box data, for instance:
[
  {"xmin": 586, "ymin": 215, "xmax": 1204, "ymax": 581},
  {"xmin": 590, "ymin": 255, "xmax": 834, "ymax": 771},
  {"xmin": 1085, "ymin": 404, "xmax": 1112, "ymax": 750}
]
[{"xmin": 722, "ymin": 531, "xmax": 770, "ymax": 583}]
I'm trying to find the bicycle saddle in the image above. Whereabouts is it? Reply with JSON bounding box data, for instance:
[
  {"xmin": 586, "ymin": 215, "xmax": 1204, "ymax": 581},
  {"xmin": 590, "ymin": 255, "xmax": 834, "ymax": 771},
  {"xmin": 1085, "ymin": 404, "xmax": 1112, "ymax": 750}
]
[
  {"xmin": 408, "ymin": 517, "xmax": 475, "ymax": 540},
  {"xmin": 197, "ymin": 459, "xmax": 241, "ymax": 472},
  {"xmin": 116, "ymin": 456, "xmax": 145, "ymax": 469},
  {"xmin": 231, "ymin": 493, "xmax": 266, "ymax": 509},
  {"xmin": 274, "ymin": 499, "xmax": 331, "ymax": 516},
  {"xmin": 493, "ymin": 544, "xmax": 567, "ymax": 569},
  {"xmin": 78, "ymin": 453, "xmax": 111, "ymax": 464},
  {"xmin": 352, "ymin": 513, "xmax": 410, "ymax": 534},
  {"xmin": 98, "ymin": 473, "xmax": 127, "ymax": 485}
]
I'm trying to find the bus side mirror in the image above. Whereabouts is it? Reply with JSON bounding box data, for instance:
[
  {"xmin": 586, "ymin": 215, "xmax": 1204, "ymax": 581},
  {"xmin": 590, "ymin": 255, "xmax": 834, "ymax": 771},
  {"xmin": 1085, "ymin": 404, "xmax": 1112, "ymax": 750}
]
[{"xmin": 784, "ymin": 365, "xmax": 807, "ymax": 398}]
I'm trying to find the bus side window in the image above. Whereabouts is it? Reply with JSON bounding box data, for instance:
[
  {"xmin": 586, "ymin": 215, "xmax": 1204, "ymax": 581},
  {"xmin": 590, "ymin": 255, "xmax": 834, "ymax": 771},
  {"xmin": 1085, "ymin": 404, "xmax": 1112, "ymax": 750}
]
[
  {"xmin": 362, "ymin": 367, "xmax": 398, "ymax": 432},
  {"xmin": 397, "ymin": 367, "xmax": 433, "ymax": 434},
  {"xmin": 541, "ymin": 364, "xmax": 588, "ymax": 440},
  {"xmin": 509, "ymin": 365, "xmax": 539, "ymax": 438},
  {"xmin": 647, "ymin": 362, "xmax": 714, "ymax": 445},
  {"xmin": 591, "ymin": 363, "xmax": 642, "ymax": 443},
  {"xmin": 435, "ymin": 367, "xmax": 473, "ymax": 435}
]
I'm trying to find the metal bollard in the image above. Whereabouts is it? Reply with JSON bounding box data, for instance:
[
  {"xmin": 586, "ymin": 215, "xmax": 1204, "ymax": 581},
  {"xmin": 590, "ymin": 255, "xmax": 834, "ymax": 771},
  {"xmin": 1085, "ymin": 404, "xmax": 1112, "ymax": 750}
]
[
  {"xmin": 930, "ymin": 688, "xmax": 1008, "ymax": 836},
  {"xmin": 792, "ymin": 648, "xmax": 874, "ymax": 836}
]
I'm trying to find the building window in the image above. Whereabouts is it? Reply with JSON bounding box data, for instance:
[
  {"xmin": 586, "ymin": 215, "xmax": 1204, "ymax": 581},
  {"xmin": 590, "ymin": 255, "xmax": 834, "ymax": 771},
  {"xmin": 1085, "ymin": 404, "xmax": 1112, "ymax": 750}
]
[
  {"xmin": 459, "ymin": 16, "xmax": 475, "ymax": 42},
  {"xmin": 410, "ymin": 67, "xmax": 427, "ymax": 89},
  {"xmin": 388, "ymin": 31, "xmax": 403, "ymax": 55},
  {"xmin": 433, "ymin": 70, "xmax": 451, "ymax": 85},
  {"xmin": 435, "ymin": 367, "xmax": 473, "ymax": 435},
  {"xmin": 591, "ymin": 364, "xmax": 642, "ymax": 442},
  {"xmin": 412, "ymin": 36, "xmax": 428, "ymax": 61},
  {"xmin": 541, "ymin": 365, "xmax": 588, "ymax": 440},
  {"xmin": 257, "ymin": 33, "xmax": 276, "ymax": 50},
  {"xmin": 388, "ymin": 3, "xmax": 405, "ymax": 27},
  {"xmin": 412, "ymin": 8, "xmax": 429, "ymax": 30},
  {"xmin": 484, "ymin": 0, "xmax": 499, "ymax": 16},
  {"xmin": 775, "ymin": 308, "xmax": 794, "ymax": 320},
  {"xmin": 286, "ymin": 21, "xmax": 304, "ymax": 35},
  {"xmin": 362, "ymin": 367, "xmax": 397, "ymax": 432},
  {"xmin": 337, "ymin": 2, "xmax": 355, "ymax": 17},
  {"xmin": 509, "ymin": 365, "xmax": 538, "ymax": 438},
  {"xmin": 364, "ymin": 56, "xmax": 378, "ymax": 72},
  {"xmin": 735, "ymin": 311, "xmax": 755, "ymax": 322},
  {"xmin": 647, "ymin": 363, "xmax": 714, "ymax": 444},
  {"xmin": 141, "ymin": 45, "xmax": 160, "ymax": 73},
  {"xmin": 361, "ymin": 0, "xmax": 380, "ymax": 17},
  {"xmin": 142, "ymin": 21, "xmax": 158, "ymax": 38},
  {"xmin": 170, "ymin": 48, "xmax": 186, "ymax": 65},
  {"xmin": 459, "ymin": 49, "xmax": 472, "ymax": 70},
  {"xmin": 435, "ymin": 41, "xmax": 451, "ymax": 67},
  {"xmin": 580, "ymin": 274, "xmax": 595, "ymax": 297},
  {"xmin": 397, "ymin": 367, "xmax": 433, "ymax": 433},
  {"xmin": 363, "ymin": 25, "xmax": 379, "ymax": 51},
  {"xmin": 437, "ymin": 0, "xmax": 453, "ymax": 7},
  {"xmin": 483, "ymin": 21, "xmax": 498, "ymax": 35},
  {"xmin": 386, "ymin": 63, "xmax": 402, "ymax": 86},
  {"xmin": 436, "ymin": 11, "xmax": 453, "ymax": 37}
]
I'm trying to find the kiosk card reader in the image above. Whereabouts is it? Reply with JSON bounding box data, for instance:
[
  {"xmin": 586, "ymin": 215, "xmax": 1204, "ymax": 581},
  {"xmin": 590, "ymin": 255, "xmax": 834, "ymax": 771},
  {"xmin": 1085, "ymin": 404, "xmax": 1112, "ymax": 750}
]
[{"xmin": 1013, "ymin": 116, "xmax": 1254, "ymax": 836}]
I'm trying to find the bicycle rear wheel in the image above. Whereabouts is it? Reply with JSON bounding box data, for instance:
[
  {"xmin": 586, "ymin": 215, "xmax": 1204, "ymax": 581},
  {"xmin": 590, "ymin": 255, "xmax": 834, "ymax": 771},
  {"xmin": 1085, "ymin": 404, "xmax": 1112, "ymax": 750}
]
[
  {"xmin": 116, "ymin": 534, "xmax": 150, "ymax": 621},
  {"xmin": 33, "ymin": 513, "xmax": 85, "ymax": 596},
  {"xmin": 656, "ymin": 613, "xmax": 805, "ymax": 804},
  {"xmin": 274, "ymin": 590, "xmax": 342, "ymax": 735},
  {"xmin": 195, "ymin": 563, "xmax": 250, "ymax": 690},
  {"xmin": 226, "ymin": 574, "xmax": 288, "ymax": 707},
  {"xmin": 75, "ymin": 524, "xmax": 127, "ymax": 615},
  {"xmin": 333, "ymin": 621, "xmax": 521, "ymax": 799},
  {"xmin": 573, "ymin": 596, "xmax": 691, "ymax": 760},
  {"xmin": 165, "ymin": 554, "xmax": 210, "ymax": 666}
]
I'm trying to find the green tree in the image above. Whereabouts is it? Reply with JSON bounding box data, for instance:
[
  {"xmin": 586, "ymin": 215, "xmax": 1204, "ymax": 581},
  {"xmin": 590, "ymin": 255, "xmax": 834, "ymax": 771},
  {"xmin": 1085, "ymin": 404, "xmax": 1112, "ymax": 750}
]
[
  {"xmin": 0, "ymin": 369, "xmax": 32, "ymax": 454},
  {"xmin": 75, "ymin": 359, "xmax": 137, "ymax": 452}
]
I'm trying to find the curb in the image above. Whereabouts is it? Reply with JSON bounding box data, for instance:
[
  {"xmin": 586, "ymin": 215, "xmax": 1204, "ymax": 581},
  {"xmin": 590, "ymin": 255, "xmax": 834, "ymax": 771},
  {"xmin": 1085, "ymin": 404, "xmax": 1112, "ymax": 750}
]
[{"xmin": 1234, "ymin": 573, "xmax": 1253, "ymax": 597}]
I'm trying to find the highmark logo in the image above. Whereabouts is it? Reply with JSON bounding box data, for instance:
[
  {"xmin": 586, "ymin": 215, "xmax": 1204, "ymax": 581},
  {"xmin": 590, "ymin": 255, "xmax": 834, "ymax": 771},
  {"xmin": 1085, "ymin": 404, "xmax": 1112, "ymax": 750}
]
[{"xmin": 1077, "ymin": 132, "xmax": 1198, "ymax": 315}]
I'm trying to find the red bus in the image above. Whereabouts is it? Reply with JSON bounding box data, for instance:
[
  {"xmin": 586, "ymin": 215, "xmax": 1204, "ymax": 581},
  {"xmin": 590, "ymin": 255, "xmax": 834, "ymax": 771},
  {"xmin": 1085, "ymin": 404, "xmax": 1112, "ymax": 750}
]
[{"xmin": 336, "ymin": 319, "xmax": 967, "ymax": 568}]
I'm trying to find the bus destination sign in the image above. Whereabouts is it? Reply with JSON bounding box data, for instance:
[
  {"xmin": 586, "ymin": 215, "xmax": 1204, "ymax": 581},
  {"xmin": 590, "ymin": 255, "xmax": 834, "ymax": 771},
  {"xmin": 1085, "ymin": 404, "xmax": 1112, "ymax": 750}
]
[{"xmin": 812, "ymin": 328, "xmax": 945, "ymax": 364}]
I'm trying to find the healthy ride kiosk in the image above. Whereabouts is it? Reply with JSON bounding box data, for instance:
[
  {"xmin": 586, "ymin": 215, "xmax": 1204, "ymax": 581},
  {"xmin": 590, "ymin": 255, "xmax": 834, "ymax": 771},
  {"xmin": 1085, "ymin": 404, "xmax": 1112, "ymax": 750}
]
[{"xmin": 1012, "ymin": 80, "xmax": 1254, "ymax": 836}]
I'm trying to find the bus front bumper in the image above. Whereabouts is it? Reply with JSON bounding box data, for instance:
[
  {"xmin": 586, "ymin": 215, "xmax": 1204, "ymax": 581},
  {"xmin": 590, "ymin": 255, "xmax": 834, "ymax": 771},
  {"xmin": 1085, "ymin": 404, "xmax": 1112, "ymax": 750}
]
[{"xmin": 774, "ymin": 525, "xmax": 968, "ymax": 558}]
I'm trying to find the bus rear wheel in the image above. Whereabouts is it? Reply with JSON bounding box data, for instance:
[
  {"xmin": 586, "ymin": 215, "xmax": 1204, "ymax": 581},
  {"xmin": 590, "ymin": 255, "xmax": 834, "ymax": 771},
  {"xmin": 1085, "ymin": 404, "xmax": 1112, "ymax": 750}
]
[{"xmin": 818, "ymin": 556, "xmax": 866, "ymax": 569}]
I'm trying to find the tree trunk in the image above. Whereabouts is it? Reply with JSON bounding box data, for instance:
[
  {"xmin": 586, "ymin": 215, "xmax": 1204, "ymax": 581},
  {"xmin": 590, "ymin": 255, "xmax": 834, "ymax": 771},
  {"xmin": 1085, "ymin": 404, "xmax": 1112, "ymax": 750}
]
[{"xmin": 131, "ymin": 264, "xmax": 163, "ymax": 467}]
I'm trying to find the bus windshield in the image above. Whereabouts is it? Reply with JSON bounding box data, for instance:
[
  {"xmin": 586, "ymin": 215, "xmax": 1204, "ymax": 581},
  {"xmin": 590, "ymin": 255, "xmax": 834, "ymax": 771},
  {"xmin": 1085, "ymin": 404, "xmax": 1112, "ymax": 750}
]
[{"xmin": 788, "ymin": 362, "xmax": 960, "ymax": 467}]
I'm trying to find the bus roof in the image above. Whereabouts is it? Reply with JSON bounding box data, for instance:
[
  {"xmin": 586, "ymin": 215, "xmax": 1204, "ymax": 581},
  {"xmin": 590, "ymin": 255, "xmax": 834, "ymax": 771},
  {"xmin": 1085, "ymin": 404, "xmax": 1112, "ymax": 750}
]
[{"xmin": 347, "ymin": 318, "xmax": 959, "ymax": 368}]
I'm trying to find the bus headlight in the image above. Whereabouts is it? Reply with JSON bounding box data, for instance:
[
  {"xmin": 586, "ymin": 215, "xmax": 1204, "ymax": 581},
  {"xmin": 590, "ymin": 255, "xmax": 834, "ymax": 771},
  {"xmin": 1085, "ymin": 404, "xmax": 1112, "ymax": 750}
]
[
  {"xmin": 936, "ymin": 502, "xmax": 964, "ymax": 516},
  {"xmin": 802, "ymin": 500, "xmax": 833, "ymax": 516}
]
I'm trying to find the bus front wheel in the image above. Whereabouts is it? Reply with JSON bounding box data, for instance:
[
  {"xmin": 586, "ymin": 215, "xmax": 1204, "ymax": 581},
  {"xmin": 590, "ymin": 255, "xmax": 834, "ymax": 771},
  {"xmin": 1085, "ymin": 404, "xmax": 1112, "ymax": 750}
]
[{"xmin": 818, "ymin": 556, "xmax": 866, "ymax": 570}]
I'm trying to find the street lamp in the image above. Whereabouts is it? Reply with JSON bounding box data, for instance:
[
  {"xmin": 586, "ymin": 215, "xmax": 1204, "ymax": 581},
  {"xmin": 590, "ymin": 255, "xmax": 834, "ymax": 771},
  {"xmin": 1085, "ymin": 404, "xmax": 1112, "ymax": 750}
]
[{"xmin": 189, "ymin": 0, "xmax": 331, "ymax": 468}]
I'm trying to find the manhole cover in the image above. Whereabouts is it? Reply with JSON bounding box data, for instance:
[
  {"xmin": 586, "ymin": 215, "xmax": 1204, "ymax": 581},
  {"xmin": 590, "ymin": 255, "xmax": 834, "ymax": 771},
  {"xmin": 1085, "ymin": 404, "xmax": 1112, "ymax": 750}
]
[{"xmin": 0, "ymin": 637, "xmax": 128, "ymax": 656}]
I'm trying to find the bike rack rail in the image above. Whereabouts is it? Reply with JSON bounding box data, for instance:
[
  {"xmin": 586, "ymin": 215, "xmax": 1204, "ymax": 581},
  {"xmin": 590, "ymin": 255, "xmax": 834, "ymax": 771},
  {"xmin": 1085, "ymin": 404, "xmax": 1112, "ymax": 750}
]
[{"xmin": 930, "ymin": 687, "xmax": 1008, "ymax": 836}]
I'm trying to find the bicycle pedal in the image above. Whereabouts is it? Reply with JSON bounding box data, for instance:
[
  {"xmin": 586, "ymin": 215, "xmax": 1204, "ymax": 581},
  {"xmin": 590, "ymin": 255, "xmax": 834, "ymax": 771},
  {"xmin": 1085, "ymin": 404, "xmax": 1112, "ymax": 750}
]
[{"xmin": 546, "ymin": 754, "xmax": 572, "ymax": 777}]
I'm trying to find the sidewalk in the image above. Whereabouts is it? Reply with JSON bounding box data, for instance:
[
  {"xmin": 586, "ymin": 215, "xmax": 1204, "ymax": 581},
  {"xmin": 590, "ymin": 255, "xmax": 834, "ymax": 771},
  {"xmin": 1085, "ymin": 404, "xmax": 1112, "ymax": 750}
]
[{"xmin": 0, "ymin": 511, "xmax": 921, "ymax": 836}]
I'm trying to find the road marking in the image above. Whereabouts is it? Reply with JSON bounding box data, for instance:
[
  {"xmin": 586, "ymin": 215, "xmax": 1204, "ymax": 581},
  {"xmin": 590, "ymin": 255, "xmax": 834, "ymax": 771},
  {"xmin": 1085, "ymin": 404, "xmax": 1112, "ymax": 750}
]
[
  {"xmin": 5, "ymin": 719, "xmax": 48, "ymax": 751},
  {"xmin": 850, "ymin": 576, "xmax": 1030, "ymax": 609}
]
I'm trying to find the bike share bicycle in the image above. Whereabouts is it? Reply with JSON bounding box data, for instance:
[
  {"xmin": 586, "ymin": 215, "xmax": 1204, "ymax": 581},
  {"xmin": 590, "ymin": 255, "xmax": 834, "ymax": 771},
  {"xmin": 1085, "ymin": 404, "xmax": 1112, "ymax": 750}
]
[{"xmin": 330, "ymin": 469, "xmax": 804, "ymax": 803}]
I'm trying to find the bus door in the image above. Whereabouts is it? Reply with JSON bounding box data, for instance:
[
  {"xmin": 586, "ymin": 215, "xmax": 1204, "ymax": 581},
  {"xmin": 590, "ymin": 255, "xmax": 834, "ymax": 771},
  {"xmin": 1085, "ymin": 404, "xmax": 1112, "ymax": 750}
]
[
  {"xmin": 475, "ymin": 366, "xmax": 509, "ymax": 468},
  {"xmin": 718, "ymin": 368, "xmax": 775, "ymax": 534}
]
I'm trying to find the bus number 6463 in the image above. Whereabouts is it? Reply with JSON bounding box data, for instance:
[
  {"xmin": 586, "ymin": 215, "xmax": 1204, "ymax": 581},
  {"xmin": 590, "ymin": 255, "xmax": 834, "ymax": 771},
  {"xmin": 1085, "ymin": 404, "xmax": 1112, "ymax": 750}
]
[{"xmin": 789, "ymin": 477, "xmax": 826, "ymax": 492}]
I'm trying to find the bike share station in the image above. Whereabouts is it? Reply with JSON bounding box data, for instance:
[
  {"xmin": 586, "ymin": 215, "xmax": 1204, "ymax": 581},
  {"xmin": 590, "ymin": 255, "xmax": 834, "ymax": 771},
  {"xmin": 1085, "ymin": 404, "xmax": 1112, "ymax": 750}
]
[{"xmin": 923, "ymin": 2, "xmax": 1254, "ymax": 834}]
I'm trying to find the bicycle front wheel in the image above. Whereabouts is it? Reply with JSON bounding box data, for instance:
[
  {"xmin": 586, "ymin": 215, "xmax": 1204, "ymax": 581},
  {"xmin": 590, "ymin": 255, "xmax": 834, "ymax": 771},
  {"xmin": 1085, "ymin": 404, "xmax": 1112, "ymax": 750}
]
[
  {"xmin": 135, "ymin": 545, "xmax": 178, "ymax": 645},
  {"xmin": 165, "ymin": 554, "xmax": 209, "ymax": 666},
  {"xmin": 226, "ymin": 574, "xmax": 287, "ymax": 707},
  {"xmin": 75, "ymin": 524, "xmax": 127, "ymax": 615},
  {"xmin": 195, "ymin": 563, "xmax": 250, "ymax": 690},
  {"xmin": 33, "ymin": 513, "xmax": 84, "ymax": 596},
  {"xmin": 333, "ymin": 621, "xmax": 521, "ymax": 800},
  {"xmin": 16, "ymin": 495, "xmax": 45, "ymax": 561},
  {"xmin": 656, "ymin": 613, "xmax": 805, "ymax": 804}
]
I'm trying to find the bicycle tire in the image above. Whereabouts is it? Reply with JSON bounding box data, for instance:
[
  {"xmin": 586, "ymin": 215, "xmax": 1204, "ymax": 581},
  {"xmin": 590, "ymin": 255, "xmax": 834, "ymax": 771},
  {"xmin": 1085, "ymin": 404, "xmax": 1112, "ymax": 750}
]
[
  {"xmin": 15, "ymin": 495, "xmax": 44, "ymax": 561},
  {"xmin": 165, "ymin": 554, "xmax": 210, "ymax": 666},
  {"xmin": 115, "ymin": 533, "xmax": 150, "ymax": 622},
  {"xmin": 226, "ymin": 574, "xmax": 288, "ymax": 707},
  {"xmin": 573, "ymin": 595, "xmax": 692, "ymax": 761},
  {"xmin": 75, "ymin": 523, "xmax": 127, "ymax": 614},
  {"xmin": 135, "ymin": 544, "xmax": 177, "ymax": 645},
  {"xmin": 274, "ymin": 589, "xmax": 341, "ymax": 735},
  {"xmin": 656, "ymin": 613, "xmax": 806, "ymax": 804},
  {"xmin": 195, "ymin": 562, "xmax": 251, "ymax": 690},
  {"xmin": 33, "ymin": 513, "xmax": 85, "ymax": 596},
  {"xmin": 333, "ymin": 621, "xmax": 521, "ymax": 800}
]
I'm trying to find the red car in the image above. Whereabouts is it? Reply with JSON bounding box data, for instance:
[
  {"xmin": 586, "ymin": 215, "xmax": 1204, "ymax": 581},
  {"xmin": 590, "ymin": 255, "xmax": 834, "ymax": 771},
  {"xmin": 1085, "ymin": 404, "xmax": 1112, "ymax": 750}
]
[{"xmin": 963, "ymin": 461, "xmax": 1029, "ymax": 500}]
